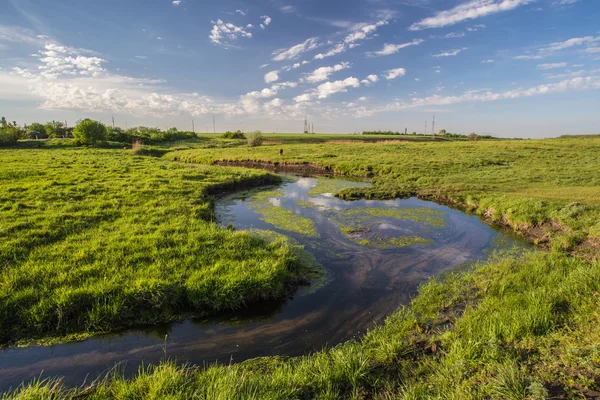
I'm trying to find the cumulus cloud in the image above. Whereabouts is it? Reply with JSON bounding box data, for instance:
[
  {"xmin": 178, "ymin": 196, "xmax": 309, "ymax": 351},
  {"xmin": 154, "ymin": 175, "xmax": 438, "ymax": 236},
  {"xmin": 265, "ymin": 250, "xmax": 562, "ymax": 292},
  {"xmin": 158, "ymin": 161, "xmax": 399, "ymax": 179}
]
[
  {"xmin": 361, "ymin": 74, "xmax": 379, "ymax": 85},
  {"xmin": 433, "ymin": 48, "xmax": 467, "ymax": 57},
  {"xmin": 210, "ymin": 19, "xmax": 252, "ymax": 46},
  {"xmin": 385, "ymin": 68, "xmax": 406, "ymax": 80},
  {"xmin": 272, "ymin": 38, "xmax": 318, "ymax": 61},
  {"xmin": 264, "ymin": 70, "xmax": 279, "ymax": 83},
  {"xmin": 260, "ymin": 15, "xmax": 272, "ymax": 29},
  {"xmin": 367, "ymin": 39, "xmax": 424, "ymax": 57},
  {"xmin": 305, "ymin": 62, "xmax": 351, "ymax": 83},
  {"xmin": 410, "ymin": 0, "xmax": 533, "ymax": 31},
  {"xmin": 538, "ymin": 62, "xmax": 568, "ymax": 70},
  {"xmin": 315, "ymin": 77, "xmax": 360, "ymax": 98}
]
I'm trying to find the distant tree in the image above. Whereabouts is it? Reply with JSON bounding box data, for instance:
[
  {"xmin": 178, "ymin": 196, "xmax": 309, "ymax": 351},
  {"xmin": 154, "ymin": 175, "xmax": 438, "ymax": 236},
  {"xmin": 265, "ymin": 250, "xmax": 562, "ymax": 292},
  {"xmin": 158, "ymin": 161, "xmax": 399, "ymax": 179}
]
[
  {"xmin": 0, "ymin": 117, "xmax": 21, "ymax": 146},
  {"xmin": 468, "ymin": 132, "xmax": 480, "ymax": 141},
  {"xmin": 27, "ymin": 123, "xmax": 48, "ymax": 139},
  {"xmin": 73, "ymin": 119, "xmax": 107, "ymax": 146},
  {"xmin": 44, "ymin": 121, "xmax": 66, "ymax": 138},
  {"xmin": 439, "ymin": 129, "xmax": 447, "ymax": 135}
]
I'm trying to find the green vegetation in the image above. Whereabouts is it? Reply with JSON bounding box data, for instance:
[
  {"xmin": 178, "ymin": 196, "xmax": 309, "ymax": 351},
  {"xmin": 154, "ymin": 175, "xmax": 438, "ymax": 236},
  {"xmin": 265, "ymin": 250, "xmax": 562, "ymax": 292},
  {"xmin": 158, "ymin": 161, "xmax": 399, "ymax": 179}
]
[
  {"xmin": 0, "ymin": 145, "xmax": 317, "ymax": 345},
  {"xmin": 222, "ymin": 130, "xmax": 246, "ymax": 139},
  {"xmin": 247, "ymin": 130, "xmax": 264, "ymax": 147},
  {"xmin": 3, "ymin": 133, "xmax": 600, "ymax": 398},
  {"xmin": 73, "ymin": 119, "xmax": 107, "ymax": 146},
  {"xmin": 5, "ymin": 251, "xmax": 600, "ymax": 399}
]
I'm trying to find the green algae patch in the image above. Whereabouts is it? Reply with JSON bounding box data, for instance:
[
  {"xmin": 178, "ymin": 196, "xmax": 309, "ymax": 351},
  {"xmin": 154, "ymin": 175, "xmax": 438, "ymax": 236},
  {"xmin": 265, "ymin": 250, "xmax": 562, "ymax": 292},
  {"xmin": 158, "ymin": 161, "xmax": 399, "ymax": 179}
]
[
  {"xmin": 255, "ymin": 206, "xmax": 319, "ymax": 237},
  {"xmin": 308, "ymin": 177, "xmax": 369, "ymax": 196}
]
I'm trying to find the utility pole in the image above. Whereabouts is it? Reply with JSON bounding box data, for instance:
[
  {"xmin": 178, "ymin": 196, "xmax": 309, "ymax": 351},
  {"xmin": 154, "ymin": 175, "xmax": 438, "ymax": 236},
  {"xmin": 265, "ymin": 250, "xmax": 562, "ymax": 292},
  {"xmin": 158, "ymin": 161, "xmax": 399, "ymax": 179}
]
[
  {"xmin": 432, "ymin": 115, "xmax": 436, "ymax": 136},
  {"xmin": 213, "ymin": 116, "xmax": 216, "ymax": 134},
  {"xmin": 192, "ymin": 120, "xmax": 195, "ymax": 133},
  {"xmin": 112, "ymin": 116, "xmax": 115, "ymax": 128},
  {"xmin": 424, "ymin": 121, "xmax": 427, "ymax": 135}
]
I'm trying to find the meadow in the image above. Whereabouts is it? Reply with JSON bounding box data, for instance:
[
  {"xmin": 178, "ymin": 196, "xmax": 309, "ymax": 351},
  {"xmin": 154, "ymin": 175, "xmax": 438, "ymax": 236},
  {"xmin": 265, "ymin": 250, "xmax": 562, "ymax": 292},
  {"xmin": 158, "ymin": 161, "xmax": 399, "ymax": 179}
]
[
  {"xmin": 0, "ymin": 140, "xmax": 318, "ymax": 345},
  {"xmin": 2, "ymin": 134, "xmax": 600, "ymax": 398}
]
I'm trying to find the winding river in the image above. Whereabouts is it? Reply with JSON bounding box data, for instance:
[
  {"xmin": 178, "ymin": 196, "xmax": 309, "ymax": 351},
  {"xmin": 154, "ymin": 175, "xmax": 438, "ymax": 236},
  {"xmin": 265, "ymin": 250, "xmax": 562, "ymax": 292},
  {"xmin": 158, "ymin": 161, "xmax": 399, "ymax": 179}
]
[{"xmin": 0, "ymin": 175, "xmax": 527, "ymax": 392}]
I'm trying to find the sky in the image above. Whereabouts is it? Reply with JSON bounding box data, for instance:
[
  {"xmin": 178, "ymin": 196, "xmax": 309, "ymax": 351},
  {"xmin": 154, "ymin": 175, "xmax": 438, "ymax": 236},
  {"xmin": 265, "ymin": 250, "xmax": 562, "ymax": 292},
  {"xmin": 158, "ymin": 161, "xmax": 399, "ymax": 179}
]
[{"xmin": 0, "ymin": 0, "xmax": 599, "ymax": 137}]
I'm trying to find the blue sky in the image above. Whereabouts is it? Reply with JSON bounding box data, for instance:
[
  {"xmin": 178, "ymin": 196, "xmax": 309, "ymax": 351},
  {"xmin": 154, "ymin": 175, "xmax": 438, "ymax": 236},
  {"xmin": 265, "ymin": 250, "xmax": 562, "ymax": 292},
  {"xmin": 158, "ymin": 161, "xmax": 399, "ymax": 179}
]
[{"xmin": 0, "ymin": 0, "xmax": 598, "ymax": 137}]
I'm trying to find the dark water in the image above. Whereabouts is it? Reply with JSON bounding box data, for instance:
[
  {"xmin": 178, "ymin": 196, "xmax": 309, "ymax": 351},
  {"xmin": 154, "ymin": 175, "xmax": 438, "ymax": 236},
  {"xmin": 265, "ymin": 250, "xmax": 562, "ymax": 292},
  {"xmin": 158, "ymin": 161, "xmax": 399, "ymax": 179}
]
[{"xmin": 0, "ymin": 176, "xmax": 527, "ymax": 392}]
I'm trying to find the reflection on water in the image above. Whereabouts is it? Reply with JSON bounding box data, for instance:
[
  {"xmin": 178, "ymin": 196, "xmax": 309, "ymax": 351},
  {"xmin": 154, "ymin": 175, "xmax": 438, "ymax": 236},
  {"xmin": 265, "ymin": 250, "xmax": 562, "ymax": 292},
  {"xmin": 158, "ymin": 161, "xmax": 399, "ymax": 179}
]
[{"xmin": 0, "ymin": 176, "xmax": 528, "ymax": 391}]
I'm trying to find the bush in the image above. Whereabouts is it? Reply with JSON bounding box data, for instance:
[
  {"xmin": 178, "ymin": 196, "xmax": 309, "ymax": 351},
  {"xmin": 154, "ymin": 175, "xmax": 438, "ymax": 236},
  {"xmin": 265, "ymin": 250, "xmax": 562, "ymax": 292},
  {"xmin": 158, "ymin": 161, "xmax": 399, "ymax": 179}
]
[
  {"xmin": 222, "ymin": 130, "xmax": 246, "ymax": 139},
  {"xmin": 0, "ymin": 118, "xmax": 21, "ymax": 147},
  {"xmin": 73, "ymin": 119, "xmax": 107, "ymax": 146},
  {"xmin": 247, "ymin": 131, "xmax": 263, "ymax": 147}
]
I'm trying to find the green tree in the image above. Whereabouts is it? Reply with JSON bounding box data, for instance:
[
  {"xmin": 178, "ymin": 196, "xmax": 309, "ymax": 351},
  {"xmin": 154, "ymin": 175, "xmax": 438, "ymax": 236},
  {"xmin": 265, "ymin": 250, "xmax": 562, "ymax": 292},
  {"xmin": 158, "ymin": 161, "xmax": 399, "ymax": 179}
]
[
  {"xmin": 0, "ymin": 117, "xmax": 21, "ymax": 146},
  {"xmin": 73, "ymin": 119, "xmax": 107, "ymax": 146}
]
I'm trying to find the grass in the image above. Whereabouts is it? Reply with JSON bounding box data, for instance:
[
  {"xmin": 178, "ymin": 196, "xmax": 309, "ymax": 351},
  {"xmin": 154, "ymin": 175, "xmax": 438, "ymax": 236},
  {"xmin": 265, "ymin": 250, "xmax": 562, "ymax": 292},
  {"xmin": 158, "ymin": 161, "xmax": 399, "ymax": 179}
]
[
  {"xmin": 4, "ymin": 134, "xmax": 600, "ymax": 398},
  {"xmin": 0, "ymin": 144, "xmax": 319, "ymax": 345},
  {"xmin": 4, "ymin": 251, "xmax": 599, "ymax": 398}
]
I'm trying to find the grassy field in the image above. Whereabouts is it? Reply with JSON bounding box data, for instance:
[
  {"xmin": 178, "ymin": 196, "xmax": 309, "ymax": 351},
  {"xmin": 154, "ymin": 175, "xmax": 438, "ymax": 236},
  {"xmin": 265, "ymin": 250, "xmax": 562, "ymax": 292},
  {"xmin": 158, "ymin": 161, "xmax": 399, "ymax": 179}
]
[
  {"xmin": 3, "ymin": 134, "xmax": 600, "ymax": 398},
  {"xmin": 0, "ymin": 141, "xmax": 318, "ymax": 345}
]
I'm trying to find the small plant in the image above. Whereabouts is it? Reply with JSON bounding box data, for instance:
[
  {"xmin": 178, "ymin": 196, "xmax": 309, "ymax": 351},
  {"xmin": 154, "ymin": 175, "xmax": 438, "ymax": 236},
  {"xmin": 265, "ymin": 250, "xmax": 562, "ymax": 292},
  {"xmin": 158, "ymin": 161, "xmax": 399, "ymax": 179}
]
[
  {"xmin": 247, "ymin": 130, "xmax": 263, "ymax": 147},
  {"xmin": 222, "ymin": 130, "xmax": 246, "ymax": 139},
  {"xmin": 131, "ymin": 140, "xmax": 144, "ymax": 155}
]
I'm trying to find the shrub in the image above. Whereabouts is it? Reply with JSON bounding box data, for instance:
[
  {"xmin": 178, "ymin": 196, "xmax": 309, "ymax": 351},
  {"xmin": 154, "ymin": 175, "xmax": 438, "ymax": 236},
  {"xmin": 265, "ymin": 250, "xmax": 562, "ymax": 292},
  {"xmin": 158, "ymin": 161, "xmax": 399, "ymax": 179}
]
[
  {"xmin": 222, "ymin": 130, "xmax": 246, "ymax": 139},
  {"xmin": 247, "ymin": 131, "xmax": 263, "ymax": 147},
  {"xmin": 73, "ymin": 119, "xmax": 107, "ymax": 146}
]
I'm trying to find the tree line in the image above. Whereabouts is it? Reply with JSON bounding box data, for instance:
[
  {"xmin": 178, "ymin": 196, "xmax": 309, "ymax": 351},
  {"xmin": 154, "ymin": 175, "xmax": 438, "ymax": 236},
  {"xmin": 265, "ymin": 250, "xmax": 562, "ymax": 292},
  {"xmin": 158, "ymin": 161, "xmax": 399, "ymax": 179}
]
[
  {"xmin": 361, "ymin": 129, "xmax": 496, "ymax": 140},
  {"xmin": 0, "ymin": 117, "xmax": 197, "ymax": 147}
]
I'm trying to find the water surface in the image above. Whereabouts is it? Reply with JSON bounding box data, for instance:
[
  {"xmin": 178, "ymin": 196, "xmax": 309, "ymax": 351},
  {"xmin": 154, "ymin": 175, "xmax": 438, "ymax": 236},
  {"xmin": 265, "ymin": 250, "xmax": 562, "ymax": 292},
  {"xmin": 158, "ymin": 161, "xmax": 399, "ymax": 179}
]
[{"xmin": 0, "ymin": 175, "xmax": 527, "ymax": 391}]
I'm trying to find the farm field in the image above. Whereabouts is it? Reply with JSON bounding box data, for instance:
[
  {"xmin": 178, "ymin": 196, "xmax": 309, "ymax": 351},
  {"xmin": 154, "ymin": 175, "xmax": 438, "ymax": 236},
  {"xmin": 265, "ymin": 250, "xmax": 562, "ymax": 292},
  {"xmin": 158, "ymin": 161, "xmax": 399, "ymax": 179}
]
[{"xmin": 2, "ymin": 134, "xmax": 600, "ymax": 399}]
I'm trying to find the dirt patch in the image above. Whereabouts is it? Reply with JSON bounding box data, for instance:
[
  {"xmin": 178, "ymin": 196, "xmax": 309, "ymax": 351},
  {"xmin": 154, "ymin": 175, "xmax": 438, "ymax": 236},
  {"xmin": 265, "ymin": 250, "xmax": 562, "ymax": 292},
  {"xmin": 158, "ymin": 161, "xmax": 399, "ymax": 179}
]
[
  {"xmin": 572, "ymin": 237, "xmax": 600, "ymax": 262},
  {"xmin": 213, "ymin": 159, "xmax": 338, "ymax": 175}
]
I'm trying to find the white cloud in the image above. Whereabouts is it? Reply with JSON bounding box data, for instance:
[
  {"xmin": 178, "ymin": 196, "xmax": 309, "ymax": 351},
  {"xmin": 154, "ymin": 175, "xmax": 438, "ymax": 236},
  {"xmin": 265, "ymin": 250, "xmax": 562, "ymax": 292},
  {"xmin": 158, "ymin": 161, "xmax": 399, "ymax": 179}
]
[
  {"xmin": 367, "ymin": 39, "xmax": 424, "ymax": 57},
  {"xmin": 260, "ymin": 15, "xmax": 272, "ymax": 30},
  {"xmin": 515, "ymin": 36, "xmax": 600, "ymax": 59},
  {"xmin": 358, "ymin": 96, "xmax": 368, "ymax": 101},
  {"xmin": 272, "ymin": 38, "xmax": 318, "ymax": 61},
  {"xmin": 135, "ymin": 55, "xmax": 147, "ymax": 59},
  {"xmin": 410, "ymin": 0, "xmax": 533, "ymax": 31},
  {"xmin": 361, "ymin": 74, "xmax": 379, "ymax": 85},
  {"xmin": 443, "ymin": 32, "xmax": 466, "ymax": 39},
  {"xmin": 553, "ymin": 0, "xmax": 579, "ymax": 5},
  {"xmin": 264, "ymin": 70, "xmax": 279, "ymax": 83},
  {"xmin": 210, "ymin": 19, "xmax": 252, "ymax": 46},
  {"xmin": 305, "ymin": 62, "xmax": 351, "ymax": 83},
  {"xmin": 433, "ymin": 66, "xmax": 441, "ymax": 73},
  {"xmin": 345, "ymin": 20, "xmax": 388, "ymax": 43},
  {"xmin": 585, "ymin": 47, "xmax": 600, "ymax": 54},
  {"xmin": 314, "ymin": 43, "xmax": 346, "ymax": 60},
  {"xmin": 315, "ymin": 77, "xmax": 360, "ymax": 98},
  {"xmin": 172, "ymin": 0, "xmax": 181, "ymax": 5},
  {"xmin": 236, "ymin": 10, "xmax": 246, "ymax": 16},
  {"xmin": 537, "ymin": 62, "xmax": 568, "ymax": 70},
  {"xmin": 432, "ymin": 48, "xmax": 467, "ymax": 57},
  {"xmin": 348, "ymin": 76, "xmax": 600, "ymax": 117},
  {"xmin": 385, "ymin": 68, "xmax": 406, "ymax": 80},
  {"xmin": 481, "ymin": 59, "xmax": 495, "ymax": 63}
]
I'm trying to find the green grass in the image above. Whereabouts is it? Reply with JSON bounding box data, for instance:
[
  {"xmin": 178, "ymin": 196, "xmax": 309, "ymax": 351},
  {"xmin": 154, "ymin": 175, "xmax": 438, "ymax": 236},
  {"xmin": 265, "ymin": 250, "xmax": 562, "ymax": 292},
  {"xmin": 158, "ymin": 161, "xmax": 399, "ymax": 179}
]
[
  {"xmin": 0, "ymin": 146, "xmax": 319, "ymax": 345},
  {"xmin": 4, "ymin": 134, "xmax": 600, "ymax": 398},
  {"xmin": 5, "ymin": 251, "xmax": 599, "ymax": 399}
]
